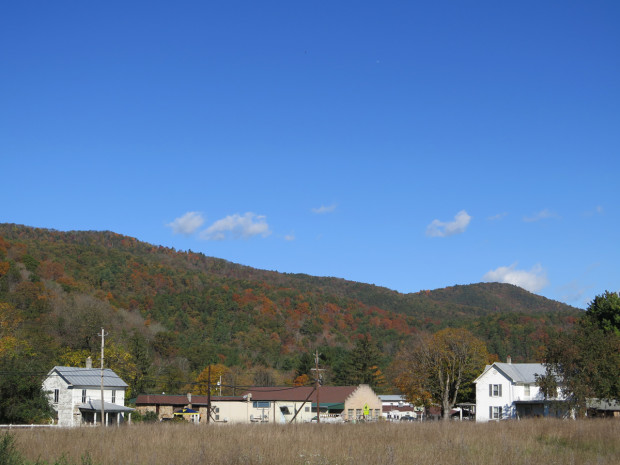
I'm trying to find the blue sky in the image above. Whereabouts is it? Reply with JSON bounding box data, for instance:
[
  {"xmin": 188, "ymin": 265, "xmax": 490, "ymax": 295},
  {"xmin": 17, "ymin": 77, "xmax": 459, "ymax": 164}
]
[{"xmin": 1, "ymin": 1, "xmax": 619, "ymax": 308}]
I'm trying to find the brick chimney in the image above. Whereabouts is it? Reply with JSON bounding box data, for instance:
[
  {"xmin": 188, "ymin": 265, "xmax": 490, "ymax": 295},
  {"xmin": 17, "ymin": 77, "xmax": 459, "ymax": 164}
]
[{"xmin": 86, "ymin": 356, "xmax": 92, "ymax": 369}]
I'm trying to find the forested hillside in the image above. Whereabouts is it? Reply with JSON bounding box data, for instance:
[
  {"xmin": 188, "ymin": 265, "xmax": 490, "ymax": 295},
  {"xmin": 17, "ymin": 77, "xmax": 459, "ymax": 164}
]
[{"xmin": 0, "ymin": 223, "xmax": 580, "ymax": 396}]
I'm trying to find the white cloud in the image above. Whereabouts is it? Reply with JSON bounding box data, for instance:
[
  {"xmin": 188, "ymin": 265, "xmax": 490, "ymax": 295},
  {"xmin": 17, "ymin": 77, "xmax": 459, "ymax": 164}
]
[
  {"xmin": 426, "ymin": 210, "xmax": 472, "ymax": 237},
  {"xmin": 483, "ymin": 263, "xmax": 549, "ymax": 293},
  {"xmin": 558, "ymin": 280, "xmax": 588, "ymax": 307},
  {"xmin": 200, "ymin": 212, "xmax": 271, "ymax": 241},
  {"xmin": 584, "ymin": 205, "xmax": 604, "ymax": 217},
  {"xmin": 523, "ymin": 209, "xmax": 559, "ymax": 222},
  {"xmin": 312, "ymin": 204, "xmax": 337, "ymax": 214},
  {"xmin": 166, "ymin": 212, "xmax": 205, "ymax": 235},
  {"xmin": 284, "ymin": 234, "xmax": 295, "ymax": 241},
  {"xmin": 488, "ymin": 212, "xmax": 507, "ymax": 221}
]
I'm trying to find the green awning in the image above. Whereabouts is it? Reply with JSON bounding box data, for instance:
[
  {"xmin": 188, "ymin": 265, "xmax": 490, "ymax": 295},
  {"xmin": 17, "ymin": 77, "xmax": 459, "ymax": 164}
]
[{"xmin": 312, "ymin": 402, "xmax": 345, "ymax": 410}]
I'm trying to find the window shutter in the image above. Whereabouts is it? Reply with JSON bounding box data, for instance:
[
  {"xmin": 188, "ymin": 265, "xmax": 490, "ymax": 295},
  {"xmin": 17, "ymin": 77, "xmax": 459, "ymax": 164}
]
[
  {"xmin": 489, "ymin": 406, "xmax": 492, "ymax": 419},
  {"xmin": 489, "ymin": 384, "xmax": 492, "ymax": 396},
  {"xmin": 499, "ymin": 384, "xmax": 502, "ymax": 397},
  {"xmin": 499, "ymin": 407, "xmax": 502, "ymax": 418}
]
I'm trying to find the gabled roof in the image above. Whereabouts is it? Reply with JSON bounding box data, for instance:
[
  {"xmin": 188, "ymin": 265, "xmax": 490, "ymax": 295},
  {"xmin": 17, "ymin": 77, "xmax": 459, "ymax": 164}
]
[
  {"xmin": 474, "ymin": 363, "xmax": 545, "ymax": 384},
  {"xmin": 49, "ymin": 366, "xmax": 128, "ymax": 388}
]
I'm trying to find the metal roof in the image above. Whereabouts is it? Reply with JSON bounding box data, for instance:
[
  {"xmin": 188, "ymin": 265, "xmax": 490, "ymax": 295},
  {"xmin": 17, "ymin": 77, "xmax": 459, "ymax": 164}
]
[
  {"xmin": 379, "ymin": 395, "xmax": 407, "ymax": 402},
  {"xmin": 494, "ymin": 363, "xmax": 545, "ymax": 383},
  {"xmin": 50, "ymin": 366, "xmax": 128, "ymax": 388},
  {"xmin": 79, "ymin": 399, "xmax": 134, "ymax": 413},
  {"xmin": 475, "ymin": 363, "xmax": 546, "ymax": 384}
]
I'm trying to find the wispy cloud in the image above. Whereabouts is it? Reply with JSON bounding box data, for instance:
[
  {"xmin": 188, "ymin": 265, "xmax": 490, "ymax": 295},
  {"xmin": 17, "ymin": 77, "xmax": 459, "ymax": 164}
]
[
  {"xmin": 284, "ymin": 233, "xmax": 295, "ymax": 241},
  {"xmin": 584, "ymin": 205, "xmax": 604, "ymax": 217},
  {"xmin": 312, "ymin": 204, "xmax": 337, "ymax": 214},
  {"xmin": 488, "ymin": 212, "xmax": 507, "ymax": 221},
  {"xmin": 166, "ymin": 212, "xmax": 205, "ymax": 235},
  {"xmin": 426, "ymin": 210, "xmax": 472, "ymax": 237},
  {"xmin": 558, "ymin": 280, "xmax": 589, "ymax": 308},
  {"xmin": 523, "ymin": 209, "xmax": 559, "ymax": 222},
  {"xmin": 483, "ymin": 263, "xmax": 549, "ymax": 293},
  {"xmin": 200, "ymin": 213, "xmax": 271, "ymax": 241}
]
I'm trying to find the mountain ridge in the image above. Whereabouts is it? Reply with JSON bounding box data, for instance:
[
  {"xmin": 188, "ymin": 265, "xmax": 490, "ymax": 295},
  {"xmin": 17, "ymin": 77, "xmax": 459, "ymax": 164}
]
[{"xmin": 0, "ymin": 222, "xmax": 580, "ymax": 394}]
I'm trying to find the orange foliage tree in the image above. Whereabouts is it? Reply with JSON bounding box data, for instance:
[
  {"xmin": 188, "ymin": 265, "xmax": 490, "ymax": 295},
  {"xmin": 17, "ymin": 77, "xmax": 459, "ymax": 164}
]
[
  {"xmin": 392, "ymin": 328, "xmax": 489, "ymax": 420},
  {"xmin": 192, "ymin": 364, "xmax": 229, "ymax": 395}
]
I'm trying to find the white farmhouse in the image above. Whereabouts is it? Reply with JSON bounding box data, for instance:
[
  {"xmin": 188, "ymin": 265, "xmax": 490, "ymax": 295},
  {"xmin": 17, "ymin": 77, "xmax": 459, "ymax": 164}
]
[
  {"xmin": 474, "ymin": 358, "xmax": 568, "ymax": 422},
  {"xmin": 43, "ymin": 362, "xmax": 133, "ymax": 427}
]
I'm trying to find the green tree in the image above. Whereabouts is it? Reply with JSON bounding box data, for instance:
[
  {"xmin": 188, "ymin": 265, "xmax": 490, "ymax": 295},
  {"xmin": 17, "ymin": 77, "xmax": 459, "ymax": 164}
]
[
  {"xmin": 128, "ymin": 330, "xmax": 153, "ymax": 396},
  {"xmin": 583, "ymin": 291, "xmax": 620, "ymax": 335},
  {"xmin": 539, "ymin": 291, "xmax": 620, "ymax": 416},
  {"xmin": 0, "ymin": 355, "xmax": 53, "ymax": 424},
  {"xmin": 392, "ymin": 328, "xmax": 489, "ymax": 420}
]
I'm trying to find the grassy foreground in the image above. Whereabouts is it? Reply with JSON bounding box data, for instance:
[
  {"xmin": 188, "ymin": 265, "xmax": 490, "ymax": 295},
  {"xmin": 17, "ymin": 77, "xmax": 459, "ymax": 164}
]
[{"xmin": 7, "ymin": 419, "xmax": 620, "ymax": 465}]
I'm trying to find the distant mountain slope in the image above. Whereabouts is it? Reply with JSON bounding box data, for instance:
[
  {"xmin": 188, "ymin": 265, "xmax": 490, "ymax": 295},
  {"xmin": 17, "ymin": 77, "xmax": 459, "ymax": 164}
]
[{"xmin": 0, "ymin": 223, "xmax": 580, "ymax": 391}]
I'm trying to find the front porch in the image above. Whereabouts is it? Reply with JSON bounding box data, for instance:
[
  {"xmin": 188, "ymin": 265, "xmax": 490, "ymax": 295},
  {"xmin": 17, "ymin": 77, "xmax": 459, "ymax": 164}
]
[{"xmin": 79, "ymin": 399, "xmax": 134, "ymax": 426}]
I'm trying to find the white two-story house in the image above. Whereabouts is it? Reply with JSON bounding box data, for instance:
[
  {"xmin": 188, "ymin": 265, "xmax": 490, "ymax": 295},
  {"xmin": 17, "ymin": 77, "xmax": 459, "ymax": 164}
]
[
  {"xmin": 43, "ymin": 361, "xmax": 133, "ymax": 427},
  {"xmin": 474, "ymin": 358, "xmax": 568, "ymax": 422}
]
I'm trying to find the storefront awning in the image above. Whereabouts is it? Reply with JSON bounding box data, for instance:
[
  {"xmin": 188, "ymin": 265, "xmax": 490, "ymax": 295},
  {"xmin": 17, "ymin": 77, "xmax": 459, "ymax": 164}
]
[{"xmin": 312, "ymin": 402, "xmax": 345, "ymax": 410}]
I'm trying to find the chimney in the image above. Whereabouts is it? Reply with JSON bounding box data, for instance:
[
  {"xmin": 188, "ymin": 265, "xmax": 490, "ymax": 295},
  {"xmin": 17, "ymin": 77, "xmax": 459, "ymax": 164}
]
[
  {"xmin": 507, "ymin": 355, "xmax": 512, "ymax": 364},
  {"xmin": 187, "ymin": 392, "xmax": 192, "ymax": 409},
  {"xmin": 86, "ymin": 357, "xmax": 92, "ymax": 369}
]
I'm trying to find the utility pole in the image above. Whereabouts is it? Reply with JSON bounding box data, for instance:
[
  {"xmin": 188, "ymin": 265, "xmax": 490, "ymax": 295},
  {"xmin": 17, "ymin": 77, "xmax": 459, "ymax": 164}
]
[
  {"xmin": 98, "ymin": 328, "xmax": 107, "ymax": 427},
  {"xmin": 313, "ymin": 350, "xmax": 321, "ymax": 423},
  {"xmin": 207, "ymin": 365, "xmax": 211, "ymax": 424}
]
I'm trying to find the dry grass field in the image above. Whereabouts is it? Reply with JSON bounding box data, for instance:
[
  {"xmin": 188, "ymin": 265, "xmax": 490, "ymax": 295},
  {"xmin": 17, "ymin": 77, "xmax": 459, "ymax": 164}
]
[{"xmin": 7, "ymin": 419, "xmax": 620, "ymax": 465}]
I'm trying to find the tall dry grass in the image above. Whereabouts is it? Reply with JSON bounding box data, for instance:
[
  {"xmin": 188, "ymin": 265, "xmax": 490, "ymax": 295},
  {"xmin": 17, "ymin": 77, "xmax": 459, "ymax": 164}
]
[{"xmin": 10, "ymin": 419, "xmax": 620, "ymax": 465}]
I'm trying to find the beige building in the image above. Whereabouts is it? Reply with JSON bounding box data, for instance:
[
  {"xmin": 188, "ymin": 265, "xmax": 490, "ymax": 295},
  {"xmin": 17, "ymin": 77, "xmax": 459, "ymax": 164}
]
[
  {"xmin": 135, "ymin": 384, "xmax": 382, "ymax": 424},
  {"xmin": 135, "ymin": 393, "xmax": 249, "ymax": 424}
]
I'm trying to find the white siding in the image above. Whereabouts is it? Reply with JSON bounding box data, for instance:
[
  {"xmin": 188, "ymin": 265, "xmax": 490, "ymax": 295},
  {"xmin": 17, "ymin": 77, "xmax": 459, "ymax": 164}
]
[
  {"xmin": 475, "ymin": 367, "xmax": 513, "ymax": 422},
  {"xmin": 42, "ymin": 369, "xmax": 127, "ymax": 427}
]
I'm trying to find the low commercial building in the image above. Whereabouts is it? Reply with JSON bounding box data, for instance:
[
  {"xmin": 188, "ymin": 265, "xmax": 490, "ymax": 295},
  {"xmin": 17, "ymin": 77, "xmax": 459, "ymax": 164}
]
[{"xmin": 135, "ymin": 384, "xmax": 382, "ymax": 424}]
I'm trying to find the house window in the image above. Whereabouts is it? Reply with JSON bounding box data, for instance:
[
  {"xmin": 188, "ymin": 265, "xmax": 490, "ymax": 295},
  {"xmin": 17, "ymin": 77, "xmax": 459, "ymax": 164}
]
[
  {"xmin": 489, "ymin": 406, "xmax": 502, "ymax": 420},
  {"xmin": 53, "ymin": 389, "xmax": 59, "ymax": 403},
  {"xmin": 489, "ymin": 384, "xmax": 502, "ymax": 397},
  {"xmin": 348, "ymin": 409, "xmax": 354, "ymax": 419},
  {"xmin": 252, "ymin": 401, "xmax": 270, "ymax": 409},
  {"xmin": 111, "ymin": 390, "xmax": 116, "ymax": 403},
  {"xmin": 82, "ymin": 389, "xmax": 87, "ymax": 403},
  {"xmin": 355, "ymin": 408, "xmax": 362, "ymax": 418},
  {"xmin": 375, "ymin": 409, "xmax": 381, "ymax": 419},
  {"xmin": 524, "ymin": 384, "xmax": 530, "ymax": 397},
  {"xmin": 215, "ymin": 414, "xmax": 220, "ymax": 421},
  {"xmin": 305, "ymin": 406, "xmax": 310, "ymax": 412}
]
